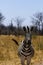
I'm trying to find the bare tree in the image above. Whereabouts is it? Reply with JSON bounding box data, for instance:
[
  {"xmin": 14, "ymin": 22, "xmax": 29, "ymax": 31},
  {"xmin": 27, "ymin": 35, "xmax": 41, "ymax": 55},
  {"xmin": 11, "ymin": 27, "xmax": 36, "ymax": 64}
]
[
  {"xmin": 0, "ymin": 13, "xmax": 4, "ymax": 25},
  {"xmin": 0, "ymin": 13, "xmax": 5, "ymax": 34},
  {"xmin": 31, "ymin": 12, "xmax": 43, "ymax": 34},
  {"xmin": 41, "ymin": 22, "xmax": 43, "ymax": 35},
  {"xmin": 8, "ymin": 20, "xmax": 14, "ymax": 35},
  {"xmin": 15, "ymin": 17, "xmax": 24, "ymax": 35}
]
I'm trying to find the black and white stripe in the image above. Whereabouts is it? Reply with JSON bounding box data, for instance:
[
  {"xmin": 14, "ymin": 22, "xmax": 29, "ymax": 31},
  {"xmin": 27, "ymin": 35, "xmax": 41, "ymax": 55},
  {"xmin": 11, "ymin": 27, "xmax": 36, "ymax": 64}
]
[{"xmin": 18, "ymin": 40, "xmax": 34, "ymax": 57}]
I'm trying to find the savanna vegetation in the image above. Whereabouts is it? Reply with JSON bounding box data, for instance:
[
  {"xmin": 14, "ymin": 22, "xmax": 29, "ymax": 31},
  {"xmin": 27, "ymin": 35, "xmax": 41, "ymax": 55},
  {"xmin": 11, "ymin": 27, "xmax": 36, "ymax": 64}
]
[{"xmin": 0, "ymin": 35, "xmax": 43, "ymax": 65}]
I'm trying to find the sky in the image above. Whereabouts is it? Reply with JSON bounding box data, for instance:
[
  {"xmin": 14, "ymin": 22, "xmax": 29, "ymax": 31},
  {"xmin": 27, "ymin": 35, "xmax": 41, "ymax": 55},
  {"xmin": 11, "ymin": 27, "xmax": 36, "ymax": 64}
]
[{"xmin": 0, "ymin": 0, "xmax": 43, "ymax": 26}]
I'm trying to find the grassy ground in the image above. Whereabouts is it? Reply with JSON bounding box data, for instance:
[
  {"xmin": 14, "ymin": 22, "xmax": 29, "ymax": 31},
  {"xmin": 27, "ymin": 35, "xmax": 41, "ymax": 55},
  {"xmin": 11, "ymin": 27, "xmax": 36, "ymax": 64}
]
[{"xmin": 0, "ymin": 35, "xmax": 43, "ymax": 65}]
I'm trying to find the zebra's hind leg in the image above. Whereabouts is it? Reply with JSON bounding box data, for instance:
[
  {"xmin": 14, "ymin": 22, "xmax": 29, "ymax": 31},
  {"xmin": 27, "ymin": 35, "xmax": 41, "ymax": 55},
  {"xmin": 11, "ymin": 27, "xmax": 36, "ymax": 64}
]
[
  {"xmin": 27, "ymin": 56, "xmax": 31, "ymax": 65},
  {"xmin": 20, "ymin": 55, "xmax": 25, "ymax": 65}
]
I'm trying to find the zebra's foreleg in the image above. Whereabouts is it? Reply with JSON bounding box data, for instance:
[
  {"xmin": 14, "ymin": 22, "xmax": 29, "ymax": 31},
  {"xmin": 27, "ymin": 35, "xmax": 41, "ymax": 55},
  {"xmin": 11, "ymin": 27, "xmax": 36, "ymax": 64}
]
[
  {"xmin": 27, "ymin": 56, "xmax": 31, "ymax": 65},
  {"xmin": 20, "ymin": 55, "xmax": 25, "ymax": 65}
]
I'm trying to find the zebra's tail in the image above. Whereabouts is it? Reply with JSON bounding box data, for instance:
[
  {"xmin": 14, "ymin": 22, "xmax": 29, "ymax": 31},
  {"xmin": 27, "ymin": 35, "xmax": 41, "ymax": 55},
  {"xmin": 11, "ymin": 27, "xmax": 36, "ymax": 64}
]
[{"xmin": 12, "ymin": 39, "xmax": 19, "ymax": 46}]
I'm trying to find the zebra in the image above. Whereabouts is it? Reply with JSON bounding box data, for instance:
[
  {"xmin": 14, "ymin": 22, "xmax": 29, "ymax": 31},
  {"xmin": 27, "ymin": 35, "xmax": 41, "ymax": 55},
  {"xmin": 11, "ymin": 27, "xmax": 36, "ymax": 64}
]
[{"xmin": 18, "ymin": 26, "xmax": 34, "ymax": 65}]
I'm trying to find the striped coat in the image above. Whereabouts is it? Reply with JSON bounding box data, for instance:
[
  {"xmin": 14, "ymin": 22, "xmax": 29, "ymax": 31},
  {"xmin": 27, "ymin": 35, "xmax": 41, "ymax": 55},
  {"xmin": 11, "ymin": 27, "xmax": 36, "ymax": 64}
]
[{"xmin": 18, "ymin": 40, "xmax": 34, "ymax": 57}]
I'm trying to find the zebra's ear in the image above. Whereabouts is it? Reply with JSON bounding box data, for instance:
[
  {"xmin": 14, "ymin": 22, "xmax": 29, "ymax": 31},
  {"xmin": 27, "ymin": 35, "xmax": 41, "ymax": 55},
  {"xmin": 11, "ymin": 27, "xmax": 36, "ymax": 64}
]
[
  {"xmin": 23, "ymin": 26, "xmax": 26, "ymax": 32},
  {"xmin": 27, "ymin": 26, "xmax": 29, "ymax": 32}
]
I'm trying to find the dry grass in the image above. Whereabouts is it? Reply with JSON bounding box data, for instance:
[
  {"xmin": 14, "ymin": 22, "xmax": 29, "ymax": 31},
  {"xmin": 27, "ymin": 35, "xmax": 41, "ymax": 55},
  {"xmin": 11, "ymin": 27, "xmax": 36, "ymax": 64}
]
[{"xmin": 0, "ymin": 35, "xmax": 43, "ymax": 65}]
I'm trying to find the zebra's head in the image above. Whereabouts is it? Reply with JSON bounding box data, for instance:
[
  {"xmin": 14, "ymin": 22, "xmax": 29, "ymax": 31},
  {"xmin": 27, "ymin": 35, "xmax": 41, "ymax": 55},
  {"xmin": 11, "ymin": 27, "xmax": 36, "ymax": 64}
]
[{"xmin": 23, "ymin": 26, "xmax": 31, "ymax": 43}]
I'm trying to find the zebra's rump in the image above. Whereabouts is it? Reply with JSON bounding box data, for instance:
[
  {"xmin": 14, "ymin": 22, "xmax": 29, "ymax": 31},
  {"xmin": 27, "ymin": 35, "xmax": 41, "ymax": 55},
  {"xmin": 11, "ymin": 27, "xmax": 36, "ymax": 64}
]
[{"xmin": 21, "ymin": 46, "xmax": 34, "ymax": 57}]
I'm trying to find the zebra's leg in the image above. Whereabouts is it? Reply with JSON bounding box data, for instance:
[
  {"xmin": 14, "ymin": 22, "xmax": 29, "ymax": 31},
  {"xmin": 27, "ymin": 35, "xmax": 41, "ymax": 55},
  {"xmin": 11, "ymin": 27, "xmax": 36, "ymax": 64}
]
[
  {"xmin": 27, "ymin": 56, "xmax": 31, "ymax": 65},
  {"xmin": 20, "ymin": 55, "xmax": 25, "ymax": 65}
]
